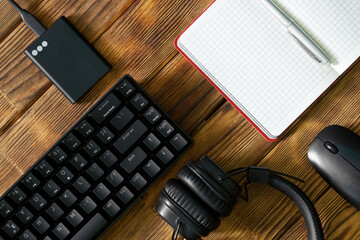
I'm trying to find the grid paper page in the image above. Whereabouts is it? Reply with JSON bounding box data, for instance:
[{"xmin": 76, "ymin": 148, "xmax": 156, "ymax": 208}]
[
  {"xmin": 178, "ymin": 0, "xmax": 339, "ymax": 138},
  {"xmin": 274, "ymin": 0, "xmax": 360, "ymax": 66}
]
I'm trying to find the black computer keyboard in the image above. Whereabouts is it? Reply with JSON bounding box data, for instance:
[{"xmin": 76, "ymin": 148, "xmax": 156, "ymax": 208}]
[{"xmin": 0, "ymin": 75, "xmax": 193, "ymax": 240}]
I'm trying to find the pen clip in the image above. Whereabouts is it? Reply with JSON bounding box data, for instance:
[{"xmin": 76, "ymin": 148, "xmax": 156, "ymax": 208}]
[{"xmin": 289, "ymin": 32, "xmax": 322, "ymax": 63}]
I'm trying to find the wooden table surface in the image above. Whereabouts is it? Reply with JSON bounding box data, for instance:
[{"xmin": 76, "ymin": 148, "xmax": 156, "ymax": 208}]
[{"xmin": 1, "ymin": 0, "xmax": 360, "ymax": 239}]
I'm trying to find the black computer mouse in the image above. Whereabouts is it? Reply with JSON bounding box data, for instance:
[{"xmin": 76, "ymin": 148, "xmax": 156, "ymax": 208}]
[{"xmin": 308, "ymin": 125, "xmax": 360, "ymax": 210}]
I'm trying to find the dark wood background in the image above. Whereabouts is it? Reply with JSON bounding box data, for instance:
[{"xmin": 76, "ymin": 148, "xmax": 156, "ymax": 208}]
[{"xmin": 1, "ymin": 0, "xmax": 360, "ymax": 239}]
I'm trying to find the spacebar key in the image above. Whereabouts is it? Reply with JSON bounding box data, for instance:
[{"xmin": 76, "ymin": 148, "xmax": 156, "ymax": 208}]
[{"xmin": 71, "ymin": 213, "xmax": 107, "ymax": 240}]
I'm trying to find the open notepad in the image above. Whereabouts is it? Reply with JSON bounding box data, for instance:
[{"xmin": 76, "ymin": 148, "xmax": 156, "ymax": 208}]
[{"xmin": 176, "ymin": 0, "xmax": 360, "ymax": 141}]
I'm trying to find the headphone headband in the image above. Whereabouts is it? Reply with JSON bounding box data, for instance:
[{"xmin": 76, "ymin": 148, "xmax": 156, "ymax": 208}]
[
  {"xmin": 156, "ymin": 157, "xmax": 324, "ymax": 240},
  {"xmin": 270, "ymin": 175, "xmax": 324, "ymax": 239},
  {"xmin": 244, "ymin": 167, "xmax": 323, "ymax": 240}
]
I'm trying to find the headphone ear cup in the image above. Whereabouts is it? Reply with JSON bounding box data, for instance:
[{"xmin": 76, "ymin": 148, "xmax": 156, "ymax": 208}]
[
  {"xmin": 178, "ymin": 165, "xmax": 233, "ymax": 217},
  {"xmin": 197, "ymin": 156, "xmax": 240, "ymax": 202},
  {"xmin": 156, "ymin": 179, "xmax": 220, "ymax": 239}
]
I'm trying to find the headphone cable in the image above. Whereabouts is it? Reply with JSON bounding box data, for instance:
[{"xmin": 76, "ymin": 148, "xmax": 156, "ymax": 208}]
[
  {"xmin": 172, "ymin": 221, "xmax": 182, "ymax": 240},
  {"xmin": 220, "ymin": 167, "xmax": 304, "ymax": 183}
]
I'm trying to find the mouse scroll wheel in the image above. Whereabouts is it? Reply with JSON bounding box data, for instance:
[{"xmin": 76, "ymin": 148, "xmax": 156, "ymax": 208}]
[{"xmin": 324, "ymin": 141, "xmax": 339, "ymax": 154}]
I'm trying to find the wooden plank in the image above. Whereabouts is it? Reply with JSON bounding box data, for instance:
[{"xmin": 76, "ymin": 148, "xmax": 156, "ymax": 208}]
[
  {"xmin": 100, "ymin": 198, "xmax": 173, "ymax": 240},
  {"xmin": 0, "ymin": 0, "xmax": 136, "ymax": 133},
  {"xmin": 0, "ymin": 90, "xmax": 18, "ymax": 128},
  {"xmin": 91, "ymin": 0, "xmax": 214, "ymax": 82},
  {"xmin": 280, "ymin": 187, "xmax": 360, "ymax": 239},
  {"xmin": 144, "ymin": 53, "xmax": 225, "ymax": 134},
  {"xmin": 0, "ymin": 150, "xmax": 23, "ymax": 193},
  {"xmin": 0, "ymin": 0, "xmax": 38, "ymax": 42}
]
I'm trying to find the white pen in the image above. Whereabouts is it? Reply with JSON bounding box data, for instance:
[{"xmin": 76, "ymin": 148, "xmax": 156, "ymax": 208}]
[{"xmin": 259, "ymin": 0, "xmax": 331, "ymax": 64}]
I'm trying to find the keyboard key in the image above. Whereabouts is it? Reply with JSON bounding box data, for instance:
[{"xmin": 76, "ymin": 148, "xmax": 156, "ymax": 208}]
[
  {"xmin": 43, "ymin": 180, "xmax": 60, "ymax": 197},
  {"xmin": 130, "ymin": 173, "xmax": 147, "ymax": 191},
  {"xmin": 2, "ymin": 220, "xmax": 20, "ymax": 237},
  {"xmin": 93, "ymin": 183, "xmax": 110, "ymax": 200},
  {"xmin": 70, "ymin": 153, "xmax": 88, "ymax": 171},
  {"xmin": 33, "ymin": 216, "xmax": 50, "ymax": 234},
  {"xmin": 53, "ymin": 223, "xmax": 70, "ymax": 240},
  {"xmin": 106, "ymin": 170, "xmax": 124, "ymax": 188},
  {"xmin": 62, "ymin": 133, "xmax": 81, "ymax": 151},
  {"xmin": 144, "ymin": 106, "xmax": 161, "ymax": 124},
  {"xmin": 8, "ymin": 186, "xmax": 27, "ymax": 204},
  {"xmin": 120, "ymin": 146, "xmax": 147, "ymax": 174},
  {"xmin": 131, "ymin": 93, "xmax": 148, "ymax": 111},
  {"xmin": 103, "ymin": 199, "xmax": 120, "ymax": 217},
  {"xmin": 19, "ymin": 230, "xmax": 36, "ymax": 240},
  {"xmin": 56, "ymin": 166, "xmax": 74, "ymax": 184},
  {"xmin": 113, "ymin": 120, "xmax": 148, "ymax": 154},
  {"xmin": 60, "ymin": 190, "xmax": 77, "ymax": 207},
  {"xmin": 170, "ymin": 133, "xmax": 188, "ymax": 151},
  {"xmin": 143, "ymin": 133, "xmax": 161, "ymax": 151},
  {"xmin": 89, "ymin": 93, "xmax": 121, "ymax": 125},
  {"xmin": 29, "ymin": 193, "xmax": 47, "ymax": 210},
  {"xmin": 83, "ymin": 140, "xmax": 101, "ymax": 158},
  {"xmin": 143, "ymin": 160, "xmax": 161, "ymax": 178},
  {"xmin": 35, "ymin": 160, "xmax": 54, "ymax": 178},
  {"xmin": 16, "ymin": 207, "xmax": 33, "ymax": 224},
  {"xmin": 100, "ymin": 150, "xmax": 118, "ymax": 168},
  {"xmin": 80, "ymin": 196, "xmax": 97, "ymax": 214},
  {"xmin": 157, "ymin": 120, "xmax": 174, "ymax": 138},
  {"xmin": 87, "ymin": 163, "xmax": 104, "ymax": 181},
  {"xmin": 46, "ymin": 203, "xmax": 64, "ymax": 221},
  {"xmin": 70, "ymin": 213, "xmax": 107, "ymax": 240},
  {"xmin": 117, "ymin": 186, "xmax": 134, "ymax": 205},
  {"xmin": 157, "ymin": 146, "xmax": 174, "ymax": 164},
  {"xmin": 97, "ymin": 126, "xmax": 115, "ymax": 144},
  {"xmin": 73, "ymin": 177, "xmax": 91, "ymax": 194},
  {"xmin": 0, "ymin": 200, "xmax": 13, "ymax": 218},
  {"xmin": 22, "ymin": 173, "xmax": 40, "ymax": 191},
  {"xmin": 67, "ymin": 210, "xmax": 83, "ymax": 227},
  {"xmin": 116, "ymin": 79, "xmax": 135, "ymax": 97},
  {"xmin": 43, "ymin": 236, "xmax": 51, "ymax": 240},
  {"xmin": 49, "ymin": 146, "xmax": 67, "ymax": 164},
  {"xmin": 75, "ymin": 120, "xmax": 94, "ymax": 138},
  {"xmin": 110, "ymin": 107, "xmax": 134, "ymax": 132}
]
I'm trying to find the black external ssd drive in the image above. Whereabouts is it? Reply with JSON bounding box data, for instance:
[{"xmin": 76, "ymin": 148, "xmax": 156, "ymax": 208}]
[{"xmin": 25, "ymin": 16, "xmax": 111, "ymax": 103}]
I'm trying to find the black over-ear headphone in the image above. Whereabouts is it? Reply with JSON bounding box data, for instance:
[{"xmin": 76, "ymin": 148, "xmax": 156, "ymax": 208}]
[{"xmin": 156, "ymin": 156, "xmax": 324, "ymax": 240}]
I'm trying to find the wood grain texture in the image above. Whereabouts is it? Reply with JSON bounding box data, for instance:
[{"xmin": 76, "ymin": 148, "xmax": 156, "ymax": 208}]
[{"xmin": 0, "ymin": 0, "xmax": 360, "ymax": 239}]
